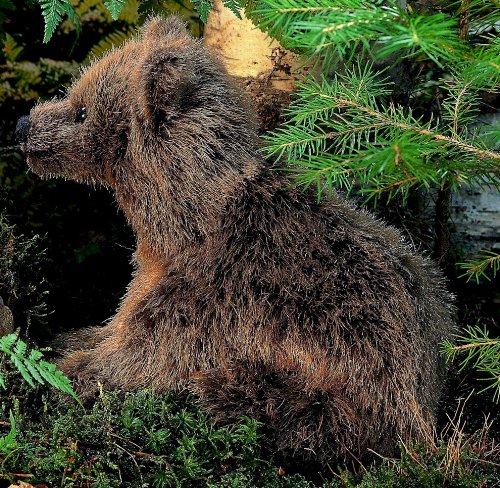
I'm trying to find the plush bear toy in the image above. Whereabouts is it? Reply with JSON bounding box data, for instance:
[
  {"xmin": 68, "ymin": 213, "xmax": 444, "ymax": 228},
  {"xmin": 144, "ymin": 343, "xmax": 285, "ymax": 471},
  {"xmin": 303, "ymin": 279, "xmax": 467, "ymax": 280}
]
[{"xmin": 17, "ymin": 16, "xmax": 454, "ymax": 461}]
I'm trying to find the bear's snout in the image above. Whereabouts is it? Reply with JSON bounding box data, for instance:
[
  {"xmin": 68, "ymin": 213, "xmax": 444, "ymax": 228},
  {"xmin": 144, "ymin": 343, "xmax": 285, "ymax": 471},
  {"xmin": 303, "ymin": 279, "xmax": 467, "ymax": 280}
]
[{"xmin": 15, "ymin": 115, "xmax": 30, "ymax": 144}]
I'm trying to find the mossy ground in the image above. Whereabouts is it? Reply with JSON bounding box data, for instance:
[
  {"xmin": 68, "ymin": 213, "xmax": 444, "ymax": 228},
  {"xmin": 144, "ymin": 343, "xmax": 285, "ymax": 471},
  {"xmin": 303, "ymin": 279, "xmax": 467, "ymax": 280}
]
[{"xmin": 0, "ymin": 365, "xmax": 499, "ymax": 488}]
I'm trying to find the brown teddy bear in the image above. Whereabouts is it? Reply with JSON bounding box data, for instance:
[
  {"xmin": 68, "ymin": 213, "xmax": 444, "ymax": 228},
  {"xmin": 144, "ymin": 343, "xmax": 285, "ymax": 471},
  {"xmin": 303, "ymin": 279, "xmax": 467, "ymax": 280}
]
[{"xmin": 17, "ymin": 16, "xmax": 454, "ymax": 462}]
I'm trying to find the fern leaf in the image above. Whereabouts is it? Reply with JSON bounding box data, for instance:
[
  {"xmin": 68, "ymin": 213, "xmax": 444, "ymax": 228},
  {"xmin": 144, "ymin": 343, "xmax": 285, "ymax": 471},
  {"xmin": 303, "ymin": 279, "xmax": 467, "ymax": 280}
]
[
  {"xmin": 222, "ymin": 0, "xmax": 242, "ymax": 19},
  {"xmin": 37, "ymin": 0, "xmax": 78, "ymax": 42},
  {"xmin": 0, "ymin": 411, "xmax": 17, "ymax": 455},
  {"xmin": 0, "ymin": 333, "xmax": 17, "ymax": 351},
  {"xmin": 192, "ymin": 0, "xmax": 213, "ymax": 23},
  {"xmin": 28, "ymin": 349, "xmax": 44, "ymax": 361},
  {"xmin": 11, "ymin": 355, "xmax": 35, "ymax": 387},
  {"xmin": 13, "ymin": 339, "xmax": 27, "ymax": 357},
  {"xmin": 0, "ymin": 333, "xmax": 80, "ymax": 403},
  {"xmin": 37, "ymin": 360, "xmax": 80, "ymax": 402},
  {"xmin": 61, "ymin": 0, "xmax": 81, "ymax": 35},
  {"xmin": 25, "ymin": 362, "xmax": 45, "ymax": 384},
  {"xmin": 104, "ymin": 0, "xmax": 127, "ymax": 20},
  {"xmin": 3, "ymin": 33, "xmax": 24, "ymax": 62}
]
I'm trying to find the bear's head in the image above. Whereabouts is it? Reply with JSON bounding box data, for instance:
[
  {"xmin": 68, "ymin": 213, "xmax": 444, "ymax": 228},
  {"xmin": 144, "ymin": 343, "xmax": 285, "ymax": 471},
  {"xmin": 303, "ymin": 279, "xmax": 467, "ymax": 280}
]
[{"xmin": 18, "ymin": 16, "xmax": 262, "ymax": 254}]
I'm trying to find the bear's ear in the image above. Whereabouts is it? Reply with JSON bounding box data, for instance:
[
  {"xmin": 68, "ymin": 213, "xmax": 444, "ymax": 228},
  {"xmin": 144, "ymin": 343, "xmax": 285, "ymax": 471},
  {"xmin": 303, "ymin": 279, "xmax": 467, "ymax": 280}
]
[
  {"xmin": 134, "ymin": 46, "xmax": 199, "ymax": 129},
  {"xmin": 141, "ymin": 15, "xmax": 190, "ymax": 43},
  {"xmin": 135, "ymin": 16, "xmax": 197, "ymax": 129}
]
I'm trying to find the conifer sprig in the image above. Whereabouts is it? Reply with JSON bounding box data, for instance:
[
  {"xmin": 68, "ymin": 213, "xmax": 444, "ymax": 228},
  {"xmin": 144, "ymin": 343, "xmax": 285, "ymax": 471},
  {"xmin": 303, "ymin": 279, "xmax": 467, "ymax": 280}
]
[
  {"xmin": 457, "ymin": 0, "xmax": 500, "ymax": 34},
  {"xmin": 443, "ymin": 325, "xmax": 500, "ymax": 403},
  {"xmin": 252, "ymin": 0, "xmax": 465, "ymax": 67},
  {"xmin": 262, "ymin": 67, "xmax": 500, "ymax": 201},
  {"xmin": 459, "ymin": 250, "xmax": 500, "ymax": 283}
]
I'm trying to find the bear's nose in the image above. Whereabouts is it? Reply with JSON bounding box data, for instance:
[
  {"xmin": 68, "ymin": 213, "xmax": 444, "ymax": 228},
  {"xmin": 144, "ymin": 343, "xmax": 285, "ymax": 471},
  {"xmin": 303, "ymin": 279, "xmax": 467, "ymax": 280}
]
[{"xmin": 15, "ymin": 115, "xmax": 30, "ymax": 144}]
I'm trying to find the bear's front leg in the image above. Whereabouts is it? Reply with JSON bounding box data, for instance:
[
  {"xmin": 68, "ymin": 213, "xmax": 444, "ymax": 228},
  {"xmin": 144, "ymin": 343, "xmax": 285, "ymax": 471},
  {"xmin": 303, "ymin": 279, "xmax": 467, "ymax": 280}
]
[{"xmin": 58, "ymin": 251, "xmax": 172, "ymax": 397}]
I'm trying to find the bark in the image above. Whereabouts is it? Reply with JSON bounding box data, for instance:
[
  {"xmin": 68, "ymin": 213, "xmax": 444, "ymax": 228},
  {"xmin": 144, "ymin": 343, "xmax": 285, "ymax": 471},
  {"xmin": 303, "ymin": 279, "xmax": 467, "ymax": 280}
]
[{"xmin": 203, "ymin": 1, "xmax": 310, "ymax": 131}]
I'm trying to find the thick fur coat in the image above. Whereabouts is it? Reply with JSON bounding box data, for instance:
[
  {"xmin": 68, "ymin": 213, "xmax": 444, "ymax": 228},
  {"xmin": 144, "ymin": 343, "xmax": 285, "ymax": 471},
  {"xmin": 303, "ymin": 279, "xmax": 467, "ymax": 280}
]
[{"xmin": 20, "ymin": 16, "xmax": 454, "ymax": 461}]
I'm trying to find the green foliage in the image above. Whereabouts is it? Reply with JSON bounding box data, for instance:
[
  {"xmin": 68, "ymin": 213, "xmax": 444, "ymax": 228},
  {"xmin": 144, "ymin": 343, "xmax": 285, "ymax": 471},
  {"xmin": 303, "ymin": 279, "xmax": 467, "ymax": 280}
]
[
  {"xmin": 0, "ymin": 388, "xmax": 498, "ymax": 486},
  {"xmin": 357, "ymin": 435, "xmax": 499, "ymax": 487},
  {"xmin": 36, "ymin": 0, "xmax": 80, "ymax": 42},
  {"xmin": 0, "ymin": 390, "xmax": 294, "ymax": 487},
  {"xmin": 443, "ymin": 325, "xmax": 500, "ymax": 403},
  {"xmin": 104, "ymin": 0, "xmax": 128, "ymax": 20},
  {"xmin": 262, "ymin": 66, "xmax": 499, "ymax": 202},
  {"xmin": 457, "ymin": 0, "xmax": 500, "ymax": 34},
  {"xmin": 191, "ymin": 0, "xmax": 242, "ymax": 23},
  {"xmin": 459, "ymin": 250, "xmax": 500, "ymax": 283},
  {"xmin": 0, "ymin": 214, "xmax": 49, "ymax": 331},
  {"xmin": 84, "ymin": 25, "xmax": 136, "ymax": 62},
  {"xmin": 33, "ymin": 0, "xmax": 140, "ymax": 42},
  {"xmin": 254, "ymin": 0, "xmax": 500, "ymax": 206},
  {"xmin": 252, "ymin": 0, "xmax": 466, "ymax": 67},
  {"xmin": 0, "ymin": 32, "xmax": 78, "ymax": 103},
  {"xmin": 0, "ymin": 333, "xmax": 79, "ymax": 402},
  {"xmin": 0, "ymin": 411, "xmax": 17, "ymax": 456}
]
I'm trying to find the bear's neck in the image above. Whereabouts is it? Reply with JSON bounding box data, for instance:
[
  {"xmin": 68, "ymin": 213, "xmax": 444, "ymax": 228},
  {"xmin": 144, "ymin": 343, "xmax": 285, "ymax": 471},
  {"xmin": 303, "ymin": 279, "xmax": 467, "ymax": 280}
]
[{"xmin": 116, "ymin": 148, "xmax": 267, "ymax": 260}]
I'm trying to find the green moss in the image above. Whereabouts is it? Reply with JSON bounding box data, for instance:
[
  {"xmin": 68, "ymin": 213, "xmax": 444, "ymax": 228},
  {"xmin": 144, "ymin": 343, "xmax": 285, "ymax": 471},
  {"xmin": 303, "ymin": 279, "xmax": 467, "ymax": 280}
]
[{"xmin": 0, "ymin": 377, "xmax": 498, "ymax": 487}]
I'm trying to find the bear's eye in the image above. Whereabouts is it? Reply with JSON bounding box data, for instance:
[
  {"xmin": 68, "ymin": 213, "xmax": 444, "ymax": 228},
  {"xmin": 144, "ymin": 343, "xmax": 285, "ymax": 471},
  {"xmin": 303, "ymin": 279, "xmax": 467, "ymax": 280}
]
[{"xmin": 75, "ymin": 107, "xmax": 87, "ymax": 123}]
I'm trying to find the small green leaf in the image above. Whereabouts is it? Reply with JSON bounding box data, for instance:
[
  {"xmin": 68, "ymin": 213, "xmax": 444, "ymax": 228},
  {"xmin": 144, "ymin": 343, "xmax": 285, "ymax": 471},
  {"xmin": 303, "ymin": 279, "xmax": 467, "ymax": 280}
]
[
  {"xmin": 104, "ymin": 0, "xmax": 127, "ymax": 20},
  {"xmin": 191, "ymin": 0, "xmax": 213, "ymax": 23}
]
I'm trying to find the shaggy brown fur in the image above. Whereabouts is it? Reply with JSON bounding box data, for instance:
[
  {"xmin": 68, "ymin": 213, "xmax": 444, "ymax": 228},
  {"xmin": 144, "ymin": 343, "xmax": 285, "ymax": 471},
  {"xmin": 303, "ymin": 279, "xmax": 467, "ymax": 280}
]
[{"xmin": 19, "ymin": 16, "xmax": 454, "ymax": 462}]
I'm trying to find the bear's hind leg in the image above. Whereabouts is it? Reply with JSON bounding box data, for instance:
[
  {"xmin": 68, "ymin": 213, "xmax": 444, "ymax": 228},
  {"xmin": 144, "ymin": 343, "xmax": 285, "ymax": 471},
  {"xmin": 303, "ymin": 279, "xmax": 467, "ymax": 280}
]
[{"xmin": 190, "ymin": 361, "xmax": 369, "ymax": 462}]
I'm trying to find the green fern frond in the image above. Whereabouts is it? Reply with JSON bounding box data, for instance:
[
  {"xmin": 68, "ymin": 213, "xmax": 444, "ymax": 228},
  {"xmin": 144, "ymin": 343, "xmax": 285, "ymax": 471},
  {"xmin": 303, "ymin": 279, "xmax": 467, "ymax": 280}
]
[
  {"xmin": 191, "ymin": 0, "xmax": 213, "ymax": 23},
  {"xmin": 222, "ymin": 0, "xmax": 242, "ymax": 19},
  {"xmin": 0, "ymin": 333, "xmax": 80, "ymax": 403},
  {"xmin": 104, "ymin": 0, "xmax": 128, "ymax": 20},
  {"xmin": 37, "ymin": 0, "xmax": 78, "ymax": 43},
  {"xmin": 192, "ymin": 0, "xmax": 243, "ymax": 23},
  {"xmin": 2, "ymin": 33, "xmax": 23, "ymax": 62}
]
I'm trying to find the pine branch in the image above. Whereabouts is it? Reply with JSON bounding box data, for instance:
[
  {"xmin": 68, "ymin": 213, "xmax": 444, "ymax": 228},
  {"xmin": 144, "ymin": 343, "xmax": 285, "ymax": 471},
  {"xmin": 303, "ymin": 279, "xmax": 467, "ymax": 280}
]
[
  {"xmin": 443, "ymin": 325, "xmax": 500, "ymax": 403},
  {"xmin": 263, "ymin": 68, "xmax": 500, "ymax": 200},
  {"xmin": 456, "ymin": 0, "xmax": 500, "ymax": 35},
  {"xmin": 459, "ymin": 250, "xmax": 500, "ymax": 283},
  {"xmin": 252, "ymin": 0, "xmax": 466, "ymax": 67}
]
